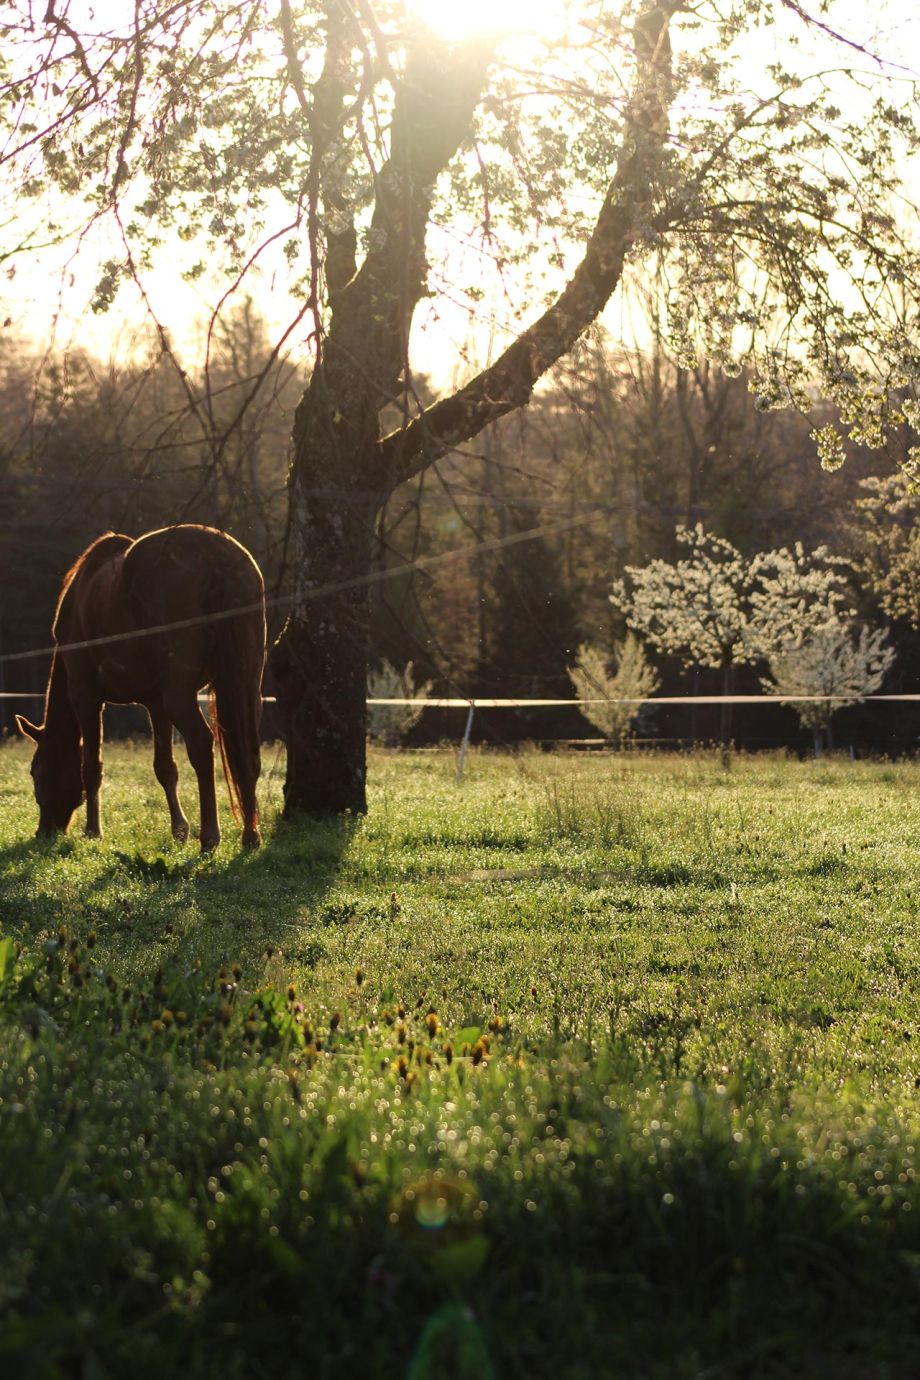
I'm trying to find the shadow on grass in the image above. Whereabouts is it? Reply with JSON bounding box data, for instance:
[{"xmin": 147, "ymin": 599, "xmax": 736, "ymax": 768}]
[{"xmin": 0, "ymin": 813, "xmax": 360, "ymax": 978}]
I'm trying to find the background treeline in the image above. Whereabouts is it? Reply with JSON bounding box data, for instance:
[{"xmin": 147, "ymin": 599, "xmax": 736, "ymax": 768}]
[{"xmin": 1, "ymin": 309, "xmax": 916, "ymax": 752}]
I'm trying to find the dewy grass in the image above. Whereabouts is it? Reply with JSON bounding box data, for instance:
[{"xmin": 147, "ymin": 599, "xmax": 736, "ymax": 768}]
[{"xmin": 2, "ymin": 743, "xmax": 920, "ymax": 1378}]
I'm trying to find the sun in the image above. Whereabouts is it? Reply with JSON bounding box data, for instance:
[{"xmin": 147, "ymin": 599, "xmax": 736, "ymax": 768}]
[{"xmin": 408, "ymin": 0, "xmax": 570, "ymax": 43}]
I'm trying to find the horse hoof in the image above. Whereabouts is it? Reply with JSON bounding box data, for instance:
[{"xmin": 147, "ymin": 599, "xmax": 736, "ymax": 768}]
[
  {"xmin": 85, "ymin": 827, "xmax": 102, "ymax": 840},
  {"xmin": 242, "ymin": 831, "xmax": 261, "ymax": 851},
  {"xmin": 199, "ymin": 835, "xmax": 220, "ymax": 853},
  {"xmin": 173, "ymin": 823, "xmax": 189, "ymax": 843}
]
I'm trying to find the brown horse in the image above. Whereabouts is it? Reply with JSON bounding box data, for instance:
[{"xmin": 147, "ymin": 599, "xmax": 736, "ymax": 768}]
[{"xmin": 16, "ymin": 525, "xmax": 266, "ymax": 850}]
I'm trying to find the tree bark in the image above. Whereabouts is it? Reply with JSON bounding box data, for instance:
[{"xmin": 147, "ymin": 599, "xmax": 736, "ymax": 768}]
[
  {"xmin": 272, "ymin": 3, "xmax": 678, "ymax": 816},
  {"xmin": 272, "ymin": 469, "xmax": 377, "ymax": 813}
]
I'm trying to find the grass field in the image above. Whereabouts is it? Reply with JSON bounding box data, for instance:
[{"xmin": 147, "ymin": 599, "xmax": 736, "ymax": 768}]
[{"xmin": 3, "ymin": 741, "xmax": 920, "ymax": 1378}]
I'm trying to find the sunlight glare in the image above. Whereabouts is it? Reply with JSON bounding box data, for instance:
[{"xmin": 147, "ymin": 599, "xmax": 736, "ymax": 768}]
[{"xmin": 409, "ymin": 0, "xmax": 569, "ymax": 44}]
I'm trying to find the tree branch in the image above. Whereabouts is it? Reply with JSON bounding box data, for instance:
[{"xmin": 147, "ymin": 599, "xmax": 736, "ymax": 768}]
[
  {"xmin": 377, "ymin": 1, "xmax": 679, "ymax": 486},
  {"xmin": 292, "ymin": 31, "xmax": 491, "ymax": 471}
]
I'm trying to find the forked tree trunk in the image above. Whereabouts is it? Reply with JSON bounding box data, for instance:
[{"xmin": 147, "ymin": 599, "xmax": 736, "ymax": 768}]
[{"xmin": 271, "ymin": 2, "xmax": 677, "ymax": 816}]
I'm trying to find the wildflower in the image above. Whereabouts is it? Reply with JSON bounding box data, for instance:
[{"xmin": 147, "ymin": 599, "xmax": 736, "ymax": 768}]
[
  {"xmin": 287, "ymin": 984, "xmax": 296, "ymax": 1003},
  {"xmin": 397, "ymin": 1024, "xmax": 407, "ymax": 1045},
  {"xmin": 443, "ymin": 1043, "xmax": 453, "ymax": 1065},
  {"xmin": 232, "ymin": 964, "xmax": 242, "ymax": 980},
  {"xmin": 355, "ymin": 969, "xmax": 364, "ymax": 987},
  {"xmin": 161, "ymin": 1010, "xmax": 174, "ymax": 1026},
  {"xmin": 425, "ymin": 1013, "xmax": 439, "ymax": 1038},
  {"xmin": 329, "ymin": 1011, "xmax": 341, "ymax": 1032}
]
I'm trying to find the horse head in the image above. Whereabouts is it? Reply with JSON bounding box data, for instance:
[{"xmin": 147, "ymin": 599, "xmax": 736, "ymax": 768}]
[{"xmin": 15, "ymin": 715, "xmax": 84, "ymax": 836}]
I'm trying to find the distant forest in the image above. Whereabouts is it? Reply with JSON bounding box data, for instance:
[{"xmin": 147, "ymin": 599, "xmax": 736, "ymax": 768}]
[{"xmin": 2, "ymin": 305, "xmax": 916, "ymax": 754}]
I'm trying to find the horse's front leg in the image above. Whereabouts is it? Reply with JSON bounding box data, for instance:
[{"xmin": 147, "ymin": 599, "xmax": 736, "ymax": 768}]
[
  {"xmin": 164, "ymin": 692, "xmax": 220, "ymax": 851},
  {"xmin": 76, "ymin": 703, "xmax": 104, "ymax": 838},
  {"xmin": 149, "ymin": 703, "xmax": 190, "ymax": 842}
]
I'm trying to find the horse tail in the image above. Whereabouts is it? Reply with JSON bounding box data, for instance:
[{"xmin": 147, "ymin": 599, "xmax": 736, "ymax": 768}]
[
  {"xmin": 209, "ymin": 691, "xmax": 241, "ymax": 824},
  {"xmin": 208, "ymin": 558, "xmax": 266, "ymax": 848}
]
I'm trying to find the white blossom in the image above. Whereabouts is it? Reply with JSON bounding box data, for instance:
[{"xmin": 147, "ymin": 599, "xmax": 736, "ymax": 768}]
[
  {"xmin": 747, "ymin": 543, "xmax": 854, "ymax": 661},
  {"xmin": 762, "ymin": 623, "xmax": 894, "ymax": 746},
  {"xmin": 611, "ymin": 525, "xmax": 755, "ymax": 674}
]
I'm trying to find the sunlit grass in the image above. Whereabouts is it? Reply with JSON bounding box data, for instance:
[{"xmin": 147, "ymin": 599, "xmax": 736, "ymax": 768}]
[{"xmin": 3, "ymin": 743, "xmax": 920, "ymax": 1377}]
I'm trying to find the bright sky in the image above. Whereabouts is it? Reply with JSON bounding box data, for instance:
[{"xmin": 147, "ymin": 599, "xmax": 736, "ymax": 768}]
[{"xmin": 1, "ymin": 0, "xmax": 917, "ymax": 386}]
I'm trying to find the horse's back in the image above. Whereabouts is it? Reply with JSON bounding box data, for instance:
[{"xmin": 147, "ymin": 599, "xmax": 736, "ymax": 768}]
[
  {"xmin": 124, "ymin": 525, "xmax": 266, "ymax": 693},
  {"xmin": 56, "ymin": 525, "xmax": 265, "ymax": 706},
  {"xmin": 124, "ymin": 526, "xmax": 263, "ymax": 613}
]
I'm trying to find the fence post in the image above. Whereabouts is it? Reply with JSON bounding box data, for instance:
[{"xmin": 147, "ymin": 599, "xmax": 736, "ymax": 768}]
[{"xmin": 456, "ymin": 703, "xmax": 475, "ymax": 782}]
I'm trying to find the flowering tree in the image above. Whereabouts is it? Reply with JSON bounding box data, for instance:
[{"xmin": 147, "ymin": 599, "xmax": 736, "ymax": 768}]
[
  {"xmin": 568, "ymin": 635, "xmax": 660, "ymax": 745},
  {"xmin": 854, "ymin": 474, "xmax": 920, "ymax": 630},
  {"xmin": 762, "ymin": 624, "xmax": 894, "ymax": 756},
  {"xmin": 747, "ymin": 542, "xmax": 855, "ymax": 657},
  {"xmin": 611, "ymin": 525, "xmax": 755, "ymax": 748},
  {"xmin": 611, "ymin": 527, "xmax": 892, "ymax": 754}
]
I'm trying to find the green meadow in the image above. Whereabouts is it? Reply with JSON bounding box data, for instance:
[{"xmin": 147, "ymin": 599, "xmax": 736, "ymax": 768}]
[{"xmin": 3, "ymin": 742, "xmax": 920, "ymax": 1378}]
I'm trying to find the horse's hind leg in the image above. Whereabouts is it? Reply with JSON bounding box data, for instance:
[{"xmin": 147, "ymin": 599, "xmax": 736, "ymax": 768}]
[
  {"xmin": 164, "ymin": 691, "xmax": 220, "ymax": 851},
  {"xmin": 74, "ymin": 701, "xmax": 104, "ymax": 838},
  {"xmin": 149, "ymin": 703, "xmax": 190, "ymax": 843}
]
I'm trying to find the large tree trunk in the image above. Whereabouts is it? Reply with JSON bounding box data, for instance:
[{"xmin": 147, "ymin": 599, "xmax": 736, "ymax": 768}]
[
  {"xmin": 271, "ymin": 2, "xmax": 677, "ymax": 816},
  {"xmin": 272, "ymin": 478, "xmax": 377, "ymax": 813}
]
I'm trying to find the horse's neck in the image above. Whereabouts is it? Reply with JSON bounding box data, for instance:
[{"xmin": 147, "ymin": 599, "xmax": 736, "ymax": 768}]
[{"xmin": 44, "ymin": 651, "xmax": 79, "ymax": 742}]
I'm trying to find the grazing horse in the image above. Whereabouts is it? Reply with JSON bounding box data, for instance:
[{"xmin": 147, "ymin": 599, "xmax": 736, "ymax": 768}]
[{"xmin": 16, "ymin": 525, "xmax": 266, "ymax": 850}]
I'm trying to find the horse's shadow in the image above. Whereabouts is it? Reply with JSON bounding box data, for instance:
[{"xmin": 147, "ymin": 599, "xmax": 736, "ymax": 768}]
[{"xmin": 0, "ymin": 813, "xmax": 360, "ymax": 982}]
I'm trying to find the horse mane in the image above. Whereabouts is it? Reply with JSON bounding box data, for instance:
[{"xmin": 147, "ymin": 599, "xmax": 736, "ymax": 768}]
[{"xmin": 52, "ymin": 532, "xmax": 134, "ymax": 640}]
